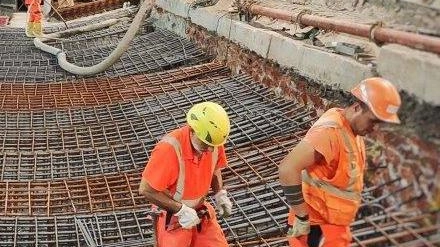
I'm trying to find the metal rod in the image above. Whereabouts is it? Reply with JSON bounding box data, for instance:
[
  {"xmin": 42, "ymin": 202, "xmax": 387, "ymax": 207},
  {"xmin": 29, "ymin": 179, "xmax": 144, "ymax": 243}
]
[{"xmin": 247, "ymin": 4, "xmax": 440, "ymax": 54}]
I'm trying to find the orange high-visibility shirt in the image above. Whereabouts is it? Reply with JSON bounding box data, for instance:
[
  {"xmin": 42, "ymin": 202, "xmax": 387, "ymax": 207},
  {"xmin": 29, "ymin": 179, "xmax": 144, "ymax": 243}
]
[
  {"xmin": 26, "ymin": 0, "xmax": 42, "ymax": 23},
  {"xmin": 142, "ymin": 126, "xmax": 227, "ymax": 199},
  {"xmin": 301, "ymin": 108, "xmax": 366, "ymax": 225},
  {"xmin": 303, "ymin": 122, "xmax": 341, "ymax": 179},
  {"xmin": 304, "ymin": 108, "xmax": 365, "ymax": 185}
]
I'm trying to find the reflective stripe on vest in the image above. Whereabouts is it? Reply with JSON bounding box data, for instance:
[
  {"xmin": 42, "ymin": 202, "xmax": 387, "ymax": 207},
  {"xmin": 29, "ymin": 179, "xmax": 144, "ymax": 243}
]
[
  {"xmin": 302, "ymin": 171, "xmax": 361, "ymax": 202},
  {"xmin": 302, "ymin": 120, "xmax": 361, "ymax": 202},
  {"xmin": 161, "ymin": 135, "xmax": 218, "ymax": 206}
]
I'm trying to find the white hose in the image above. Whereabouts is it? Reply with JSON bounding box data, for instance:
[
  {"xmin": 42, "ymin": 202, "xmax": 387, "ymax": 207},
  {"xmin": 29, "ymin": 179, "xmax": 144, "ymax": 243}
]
[
  {"xmin": 34, "ymin": 0, "xmax": 154, "ymax": 76},
  {"xmin": 39, "ymin": 18, "xmax": 126, "ymax": 40}
]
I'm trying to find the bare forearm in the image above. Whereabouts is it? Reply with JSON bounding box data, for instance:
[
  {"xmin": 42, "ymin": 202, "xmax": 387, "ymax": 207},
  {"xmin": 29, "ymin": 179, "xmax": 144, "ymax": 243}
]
[
  {"xmin": 278, "ymin": 142, "xmax": 318, "ymax": 217},
  {"xmin": 279, "ymin": 160, "xmax": 303, "ymax": 186},
  {"xmin": 142, "ymin": 191, "xmax": 182, "ymax": 213},
  {"xmin": 279, "ymin": 163, "xmax": 308, "ymax": 216},
  {"xmin": 211, "ymin": 169, "xmax": 223, "ymax": 194}
]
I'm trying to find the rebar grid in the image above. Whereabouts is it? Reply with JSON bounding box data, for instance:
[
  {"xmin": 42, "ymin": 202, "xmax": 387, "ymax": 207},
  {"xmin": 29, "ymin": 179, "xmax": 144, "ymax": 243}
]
[
  {"xmin": 0, "ymin": 172, "xmax": 144, "ymax": 216},
  {"xmin": 0, "ymin": 28, "xmax": 207, "ymax": 83},
  {"xmin": 0, "ymin": 134, "xmax": 298, "ymax": 216},
  {"xmin": 350, "ymin": 212, "xmax": 439, "ymax": 247},
  {"xmin": 0, "ymin": 142, "xmax": 148, "ymax": 181},
  {"xmin": 0, "ymin": 73, "xmax": 309, "ymax": 126},
  {"xmin": 0, "ymin": 209, "xmax": 150, "ymax": 247},
  {"xmin": 0, "ymin": 136, "xmax": 286, "ymax": 216},
  {"xmin": 0, "ymin": 74, "xmax": 312, "ymax": 150},
  {"xmin": 0, "ymin": 186, "xmax": 436, "ymax": 246},
  {"xmin": 0, "ymin": 62, "xmax": 228, "ymax": 110},
  {"xmin": 1, "ymin": 11, "xmax": 438, "ymax": 245},
  {"xmin": 0, "ymin": 110, "xmax": 311, "ymax": 181},
  {"xmin": 0, "ymin": 68, "xmax": 436, "ymax": 246}
]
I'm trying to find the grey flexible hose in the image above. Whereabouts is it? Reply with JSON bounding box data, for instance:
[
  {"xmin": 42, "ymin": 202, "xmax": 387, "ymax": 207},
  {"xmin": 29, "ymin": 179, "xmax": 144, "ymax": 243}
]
[{"xmin": 34, "ymin": 0, "xmax": 154, "ymax": 76}]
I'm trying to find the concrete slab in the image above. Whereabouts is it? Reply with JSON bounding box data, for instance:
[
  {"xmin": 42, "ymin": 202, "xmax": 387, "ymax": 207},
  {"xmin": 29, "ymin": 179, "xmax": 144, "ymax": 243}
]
[
  {"xmin": 8, "ymin": 12, "xmax": 26, "ymax": 28},
  {"xmin": 156, "ymin": 0, "xmax": 190, "ymax": 18},
  {"xmin": 377, "ymin": 44, "xmax": 440, "ymax": 105},
  {"xmin": 299, "ymin": 46, "xmax": 375, "ymax": 91},
  {"xmin": 155, "ymin": 0, "xmax": 439, "ymax": 105}
]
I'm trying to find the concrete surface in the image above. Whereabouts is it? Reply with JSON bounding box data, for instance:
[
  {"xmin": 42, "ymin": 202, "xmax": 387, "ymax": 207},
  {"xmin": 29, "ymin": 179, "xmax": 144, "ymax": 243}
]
[
  {"xmin": 378, "ymin": 44, "xmax": 440, "ymax": 105},
  {"xmin": 8, "ymin": 12, "xmax": 26, "ymax": 27},
  {"xmin": 153, "ymin": 0, "xmax": 440, "ymax": 105},
  {"xmin": 154, "ymin": 0, "xmax": 375, "ymax": 92}
]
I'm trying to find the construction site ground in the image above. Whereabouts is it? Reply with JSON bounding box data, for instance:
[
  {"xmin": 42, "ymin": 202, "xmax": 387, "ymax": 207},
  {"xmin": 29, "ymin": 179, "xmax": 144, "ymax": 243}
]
[{"xmin": 0, "ymin": 0, "xmax": 439, "ymax": 246}]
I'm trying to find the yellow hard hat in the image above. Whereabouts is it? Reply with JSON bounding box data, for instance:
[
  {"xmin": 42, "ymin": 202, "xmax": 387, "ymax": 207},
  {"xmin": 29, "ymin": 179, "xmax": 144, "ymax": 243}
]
[{"xmin": 186, "ymin": 102, "xmax": 230, "ymax": 146}]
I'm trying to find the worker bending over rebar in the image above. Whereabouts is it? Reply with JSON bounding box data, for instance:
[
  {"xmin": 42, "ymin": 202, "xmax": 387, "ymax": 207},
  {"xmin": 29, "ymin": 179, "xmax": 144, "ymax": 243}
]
[
  {"xmin": 279, "ymin": 78, "xmax": 402, "ymax": 247},
  {"xmin": 138, "ymin": 101, "xmax": 232, "ymax": 247}
]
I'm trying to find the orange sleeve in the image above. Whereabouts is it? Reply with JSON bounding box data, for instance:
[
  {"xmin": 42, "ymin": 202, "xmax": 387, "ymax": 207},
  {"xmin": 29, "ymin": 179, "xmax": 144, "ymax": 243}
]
[
  {"xmin": 303, "ymin": 127, "xmax": 339, "ymax": 165},
  {"xmin": 216, "ymin": 145, "xmax": 228, "ymax": 169},
  {"xmin": 141, "ymin": 143, "xmax": 179, "ymax": 192}
]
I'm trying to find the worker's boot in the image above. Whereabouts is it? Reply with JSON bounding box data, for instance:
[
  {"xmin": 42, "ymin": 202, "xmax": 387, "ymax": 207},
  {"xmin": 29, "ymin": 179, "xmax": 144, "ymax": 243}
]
[
  {"xmin": 25, "ymin": 22, "xmax": 35, "ymax": 37},
  {"xmin": 33, "ymin": 22, "xmax": 42, "ymax": 37}
]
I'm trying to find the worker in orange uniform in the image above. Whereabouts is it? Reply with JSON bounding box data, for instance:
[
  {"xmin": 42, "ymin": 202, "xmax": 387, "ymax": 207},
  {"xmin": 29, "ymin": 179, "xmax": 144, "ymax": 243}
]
[
  {"xmin": 138, "ymin": 101, "xmax": 232, "ymax": 247},
  {"xmin": 279, "ymin": 78, "xmax": 402, "ymax": 247},
  {"xmin": 25, "ymin": 0, "xmax": 43, "ymax": 37}
]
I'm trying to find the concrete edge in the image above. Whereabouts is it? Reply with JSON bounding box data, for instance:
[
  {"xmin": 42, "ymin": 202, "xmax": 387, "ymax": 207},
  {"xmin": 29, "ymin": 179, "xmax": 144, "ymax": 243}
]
[{"xmin": 154, "ymin": 0, "xmax": 439, "ymax": 105}]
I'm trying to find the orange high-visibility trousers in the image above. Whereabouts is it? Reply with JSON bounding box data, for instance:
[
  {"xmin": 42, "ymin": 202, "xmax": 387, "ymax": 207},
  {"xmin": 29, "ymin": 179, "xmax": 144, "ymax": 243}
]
[
  {"xmin": 287, "ymin": 209, "xmax": 352, "ymax": 247},
  {"xmin": 156, "ymin": 202, "xmax": 228, "ymax": 247},
  {"xmin": 26, "ymin": 0, "xmax": 42, "ymax": 23},
  {"xmin": 287, "ymin": 224, "xmax": 351, "ymax": 247}
]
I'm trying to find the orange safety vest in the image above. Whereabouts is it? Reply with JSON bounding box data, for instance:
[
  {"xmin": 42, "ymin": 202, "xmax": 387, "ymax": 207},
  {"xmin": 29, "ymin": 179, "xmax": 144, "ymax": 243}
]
[
  {"xmin": 160, "ymin": 135, "xmax": 218, "ymax": 208},
  {"xmin": 302, "ymin": 108, "xmax": 366, "ymax": 226},
  {"xmin": 26, "ymin": 0, "xmax": 42, "ymax": 23}
]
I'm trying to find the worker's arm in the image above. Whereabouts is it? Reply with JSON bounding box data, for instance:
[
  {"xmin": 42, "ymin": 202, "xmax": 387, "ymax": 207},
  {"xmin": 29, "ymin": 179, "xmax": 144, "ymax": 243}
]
[
  {"xmin": 211, "ymin": 168, "xmax": 223, "ymax": 194},
  {"xmin": 139, "ymin": 178, "xmax": 201, "ymax": 229},
  {"xmin": 211, "ymin": 168, "xmax": 233, "ymax": 217},
  {"xmin": 138, "ymin": 178, "xmax": 182, "ymax": 213},
  {"xmin": 278, "ymin": 140, "xmax": 323, "ymax": 217}
]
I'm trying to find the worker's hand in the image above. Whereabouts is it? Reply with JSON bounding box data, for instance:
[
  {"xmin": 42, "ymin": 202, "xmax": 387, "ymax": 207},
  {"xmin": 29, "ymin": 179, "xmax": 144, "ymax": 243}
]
[
  {"xmin": 214, "ymin": 189, "xmax": 232, "ymax": 218},
  {"xmin": 174, "ymin": 203, "xmax": 201, "ymax": 229},
  {"xmin": 287, "ymin": 215, "xmax": 310, "ymax": 238}
]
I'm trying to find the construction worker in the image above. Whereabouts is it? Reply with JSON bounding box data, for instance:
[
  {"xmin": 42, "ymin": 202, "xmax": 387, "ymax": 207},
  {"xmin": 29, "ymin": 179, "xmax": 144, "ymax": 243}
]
[
  {"xmin": 25, "ymin": 0, "xmax": 43, "ymax": 37},
  {"xmin": 279, "ymin": 78, "xmax": 402, "ymax": 247},
  {"xmin": 138, "ymin": 101, "xmax": 232, "ymax": 247}
]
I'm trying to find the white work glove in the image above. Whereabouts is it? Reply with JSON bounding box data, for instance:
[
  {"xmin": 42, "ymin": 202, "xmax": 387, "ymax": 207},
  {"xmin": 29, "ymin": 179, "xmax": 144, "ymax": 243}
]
[
  {"xmin": 174, "ymin": 203, "xmax": 201, "ymax": 229},
  {"xmin": 287, "ymin": 216, "xmax": 310, "ymax": 238},
  {"xmin": 214, "ymin": 189, "xmax": 233, "ymax": 218}
]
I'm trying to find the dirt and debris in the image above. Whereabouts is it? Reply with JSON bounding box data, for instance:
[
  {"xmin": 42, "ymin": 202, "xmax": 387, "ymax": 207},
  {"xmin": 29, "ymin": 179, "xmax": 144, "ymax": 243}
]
[
  {"xmin": 198, "ymin": 0, "xmax": 440, "ymax": 61},
  {"xmin": 231, "ymin": 0, "xmax": 440, "ymax": 35}
]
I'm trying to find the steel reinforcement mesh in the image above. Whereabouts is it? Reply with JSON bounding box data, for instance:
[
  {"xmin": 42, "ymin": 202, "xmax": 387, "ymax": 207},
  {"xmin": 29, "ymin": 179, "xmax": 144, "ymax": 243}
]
[
  {"xmin": 0, "ymin": 27, "xmax": 207, "ymax": 82},
  {"xmin": 0, "ymin": 73, "xmax": 313, "ymax": 181},
  {"xmin": 0, "ymin": 67, "xmax": 437, "ymax": 246},
  {"xmin": 0, "ymin": 62, "xmax": 228, "ymax": 110},
  {"xmin": 0, "ymin": 11, "xmax": 438, "ymax": 247}
]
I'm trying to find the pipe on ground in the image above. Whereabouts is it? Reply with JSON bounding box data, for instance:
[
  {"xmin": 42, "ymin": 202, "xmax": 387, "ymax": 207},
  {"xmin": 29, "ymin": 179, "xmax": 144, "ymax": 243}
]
[
  {"xmin": 34, "ymin": 0, "xmax": 154, "ymax": 76},
  {"xmin": 247, "ymin": 4, "xmax": 440, "ymax": 54}
]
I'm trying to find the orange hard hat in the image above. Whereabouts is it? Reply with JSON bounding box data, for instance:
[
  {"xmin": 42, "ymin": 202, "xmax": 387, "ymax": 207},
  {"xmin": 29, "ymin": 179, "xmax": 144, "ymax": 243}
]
[{"xmin": 351, "ymin": 77, "xmax": 401, "ymax": 124}]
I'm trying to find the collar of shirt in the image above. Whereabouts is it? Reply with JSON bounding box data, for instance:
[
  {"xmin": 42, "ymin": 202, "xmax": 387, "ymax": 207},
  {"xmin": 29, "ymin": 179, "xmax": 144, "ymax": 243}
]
[
  {"xmin": 335, "ymin": 108, "xmax": 356, "ymax": 137},
  {"xmin": 180, "ymin": 125, "xmax": 208, "ymax": 163}
]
